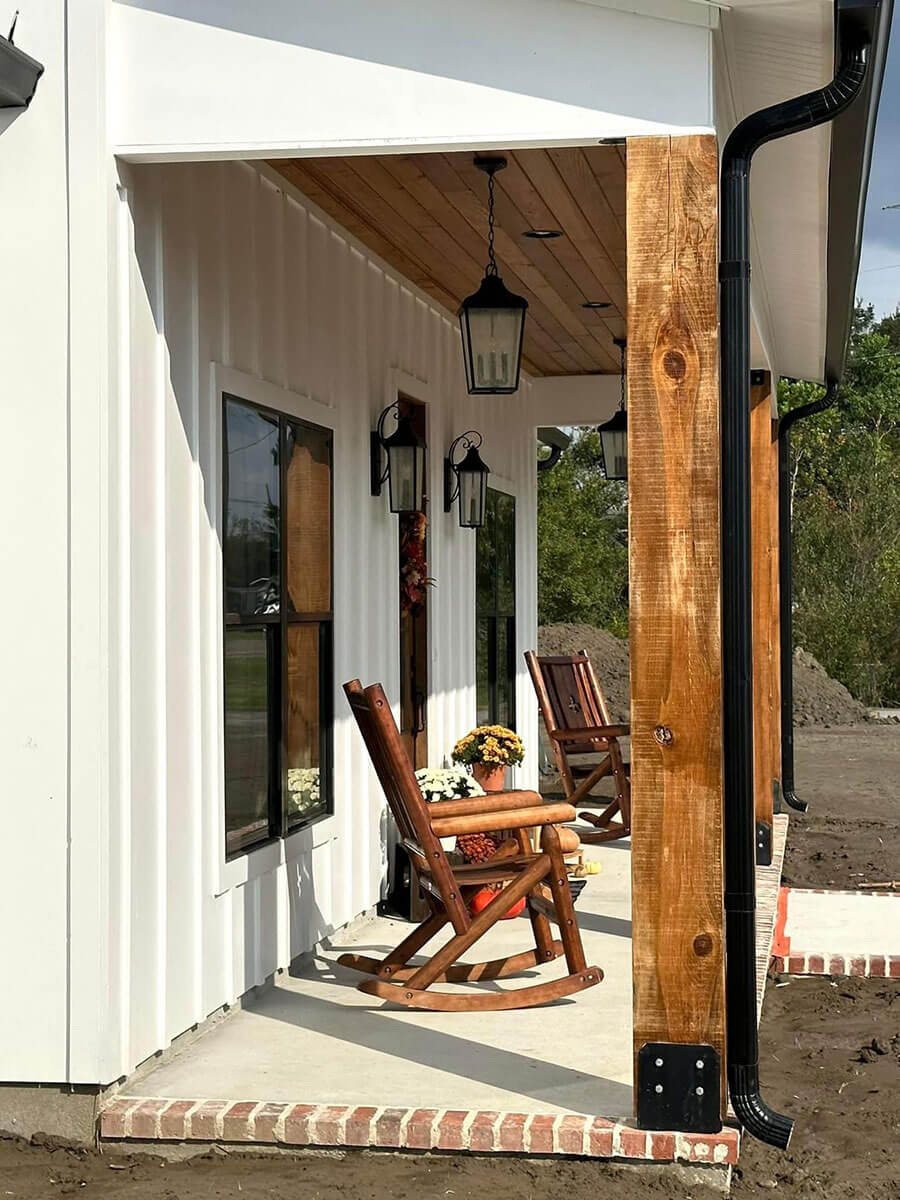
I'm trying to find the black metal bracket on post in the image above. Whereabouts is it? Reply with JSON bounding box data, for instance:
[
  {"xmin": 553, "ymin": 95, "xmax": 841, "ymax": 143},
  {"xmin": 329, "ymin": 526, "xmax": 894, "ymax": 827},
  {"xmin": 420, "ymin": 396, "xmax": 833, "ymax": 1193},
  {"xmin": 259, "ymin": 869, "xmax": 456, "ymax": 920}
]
[
  {"xmin": 637, "ymin": 1043, "xmax": 722, "ymax": 1134},
  {"xmin": 755, "ymin": 820, "xmax": 773, "ymax": 866}
]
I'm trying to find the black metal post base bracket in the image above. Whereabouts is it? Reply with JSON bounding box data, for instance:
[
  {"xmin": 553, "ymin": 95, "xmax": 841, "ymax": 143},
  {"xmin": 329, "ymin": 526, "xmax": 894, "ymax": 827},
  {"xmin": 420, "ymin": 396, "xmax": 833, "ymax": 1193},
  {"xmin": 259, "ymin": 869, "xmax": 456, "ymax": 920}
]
[
  {"xmin": 756, "ymin": 820, "xmax": 773, "ymax": 866},
  {"xmin": 637, "ymin": 1043, "xmax": 722, "ymax": 1133}
]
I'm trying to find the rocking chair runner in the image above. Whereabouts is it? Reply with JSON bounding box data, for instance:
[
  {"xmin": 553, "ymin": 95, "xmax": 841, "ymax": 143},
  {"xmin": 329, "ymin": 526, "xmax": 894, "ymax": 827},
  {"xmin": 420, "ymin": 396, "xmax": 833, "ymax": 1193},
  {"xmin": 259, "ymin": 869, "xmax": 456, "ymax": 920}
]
[
  {"xmin": 525, "ymin": 650, "xmax": 631, "ymax": 843},
  {"xmin": 340, "ymin": 679, "xmax": 603, "ymax": 1011}
]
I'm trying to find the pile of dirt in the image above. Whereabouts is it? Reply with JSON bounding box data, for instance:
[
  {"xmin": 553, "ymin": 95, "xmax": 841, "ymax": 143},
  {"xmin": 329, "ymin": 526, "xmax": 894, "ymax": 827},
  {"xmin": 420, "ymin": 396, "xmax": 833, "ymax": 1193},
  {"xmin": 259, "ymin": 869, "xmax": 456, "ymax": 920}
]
[
  {"xmin": 791, "ymin": 647, "xmax": 870, "ymax": 726},
  {"xmin": 537, "ymin": 624, "xmax": 630, "ymax": 722},
  {"xmin": 538, "ymin": 625, "xmax": 870, "ymax": 728}
]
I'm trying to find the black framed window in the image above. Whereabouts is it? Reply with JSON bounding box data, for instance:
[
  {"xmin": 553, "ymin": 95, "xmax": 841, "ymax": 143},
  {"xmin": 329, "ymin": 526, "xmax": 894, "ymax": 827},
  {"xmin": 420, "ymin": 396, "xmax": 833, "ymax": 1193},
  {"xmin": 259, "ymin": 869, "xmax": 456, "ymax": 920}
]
[
  {"xmin": 475, "ymin": 487, "xmax": 516, "ymax": 728},
  {"xmin": 223, "ymin": 394, "xmax": 333, "ymax": 857}
]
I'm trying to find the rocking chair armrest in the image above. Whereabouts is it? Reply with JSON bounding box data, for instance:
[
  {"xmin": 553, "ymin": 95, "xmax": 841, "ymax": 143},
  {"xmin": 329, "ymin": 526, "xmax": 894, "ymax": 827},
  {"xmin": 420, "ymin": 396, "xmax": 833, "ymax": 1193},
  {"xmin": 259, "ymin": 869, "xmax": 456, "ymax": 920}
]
[
  {"xmin": 430, "ymin": 801, "xmax": 576, "ymax": 839},
  {"xmin": 427, "ymin": 790, "xmax": 542, "ymax": 819},
  {"xmin": 549, "ymin": 724, "xmax": 630, "ymax": 742}
]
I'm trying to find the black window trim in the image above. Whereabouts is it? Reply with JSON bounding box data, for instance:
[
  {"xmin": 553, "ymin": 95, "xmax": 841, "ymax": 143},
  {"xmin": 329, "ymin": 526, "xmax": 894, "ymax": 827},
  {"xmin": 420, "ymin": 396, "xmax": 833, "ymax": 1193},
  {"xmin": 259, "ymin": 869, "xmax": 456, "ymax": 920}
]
[{"xmin": 222, "ymin": 390, "xmax": 335, "ymax": 861}]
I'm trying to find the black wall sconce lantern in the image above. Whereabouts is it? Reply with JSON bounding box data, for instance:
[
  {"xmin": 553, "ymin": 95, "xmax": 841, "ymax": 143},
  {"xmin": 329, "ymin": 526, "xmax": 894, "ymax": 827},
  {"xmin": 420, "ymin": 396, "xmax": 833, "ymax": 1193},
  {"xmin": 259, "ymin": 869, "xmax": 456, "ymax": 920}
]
[
  {"xmin": 0, "ymin": 16, "xmax": 44, "ymax": 109},
  {"xmin": 444, "ymin": 431, "xmax": 490, "ymax": 528},
  {"xmin": 458, "ymin": 157, "xmax": 528, "ymax": 395},
  {"xmin": 598, "ymin": 336, "xmax": 628, "ymax": 481},
  {"xmin": 371, "ymin": 401, "xmax": 426, "ymax": 514}
]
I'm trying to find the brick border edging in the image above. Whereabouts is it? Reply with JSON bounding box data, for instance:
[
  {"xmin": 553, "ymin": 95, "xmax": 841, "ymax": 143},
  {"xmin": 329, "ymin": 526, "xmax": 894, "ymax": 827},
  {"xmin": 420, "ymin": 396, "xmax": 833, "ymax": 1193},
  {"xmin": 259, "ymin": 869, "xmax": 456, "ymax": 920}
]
[
  {"xmin": 771, "ymin": 952, "xmax": 900, "ymax": 978},
  {"xmin": 787, "ymin": 887, "xmax": 900, "ymax": 900},
  {"xmin": 100, "ymin": 1098, "xmax": 739, "ymax": 1166}
]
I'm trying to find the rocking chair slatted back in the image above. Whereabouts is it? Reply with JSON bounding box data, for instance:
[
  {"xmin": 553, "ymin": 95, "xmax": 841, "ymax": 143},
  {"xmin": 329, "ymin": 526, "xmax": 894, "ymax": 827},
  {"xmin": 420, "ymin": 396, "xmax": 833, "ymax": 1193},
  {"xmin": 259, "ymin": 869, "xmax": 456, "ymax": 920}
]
[
  {"xmin": 343, "ymin": 679, "xmax": 471, "ymax": 932},
  {"xmin": 527, "ymin": 652, "xmax": 613, "ymax": 756}
]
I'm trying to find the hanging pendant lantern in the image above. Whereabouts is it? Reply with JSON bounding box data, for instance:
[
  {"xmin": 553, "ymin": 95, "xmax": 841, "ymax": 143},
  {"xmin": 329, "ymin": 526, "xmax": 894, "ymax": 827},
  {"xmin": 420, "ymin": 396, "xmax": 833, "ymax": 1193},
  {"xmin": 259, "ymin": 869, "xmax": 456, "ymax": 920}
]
[
  {"xmin": 598, "ymin": 336, "xmax": 628, "ymax": 481},
  {"xmin": 458, "ymin": 157, "xmax": 528, "ymax": 395},
  {"xmin": 444, "ymin": 430, "xmax": 491, "ymax": 528}
]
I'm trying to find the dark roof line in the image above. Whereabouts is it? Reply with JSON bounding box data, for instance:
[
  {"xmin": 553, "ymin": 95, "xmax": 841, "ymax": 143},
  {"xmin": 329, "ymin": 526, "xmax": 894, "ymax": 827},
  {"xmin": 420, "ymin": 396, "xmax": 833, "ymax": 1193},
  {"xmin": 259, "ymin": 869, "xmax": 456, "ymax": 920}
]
[{"xmin": 824, "ymin": 0, "xmax": 894, "ymax": 385}]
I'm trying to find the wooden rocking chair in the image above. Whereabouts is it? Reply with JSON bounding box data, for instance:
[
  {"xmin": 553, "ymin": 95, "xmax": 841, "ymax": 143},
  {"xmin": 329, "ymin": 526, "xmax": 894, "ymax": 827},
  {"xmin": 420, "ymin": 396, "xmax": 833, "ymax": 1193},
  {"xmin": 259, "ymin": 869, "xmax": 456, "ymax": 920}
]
[
  {"xmin": 340, "ymin": 679, "xmax": 603, "ymax": 1011},
  {"xmin": 525, "ymin": 650, "xmax": 631, "ymax": 844}
]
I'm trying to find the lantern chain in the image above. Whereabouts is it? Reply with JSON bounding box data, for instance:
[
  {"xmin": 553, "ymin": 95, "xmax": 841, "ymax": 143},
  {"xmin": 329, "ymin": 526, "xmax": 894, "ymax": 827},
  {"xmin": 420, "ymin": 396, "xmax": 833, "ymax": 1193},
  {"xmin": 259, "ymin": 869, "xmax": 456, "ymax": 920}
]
[{"xmin": 486, "ymin": 170, "xmax": 498, "ymax": 275}]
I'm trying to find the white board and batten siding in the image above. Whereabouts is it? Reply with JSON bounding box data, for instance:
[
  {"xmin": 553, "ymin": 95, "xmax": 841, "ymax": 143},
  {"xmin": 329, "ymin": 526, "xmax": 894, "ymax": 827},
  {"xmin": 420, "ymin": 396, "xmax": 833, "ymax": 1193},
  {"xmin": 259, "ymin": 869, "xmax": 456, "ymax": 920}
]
[{"xmin": 101, "ymin": 158, "xmax": 540, "ymax": 1083}]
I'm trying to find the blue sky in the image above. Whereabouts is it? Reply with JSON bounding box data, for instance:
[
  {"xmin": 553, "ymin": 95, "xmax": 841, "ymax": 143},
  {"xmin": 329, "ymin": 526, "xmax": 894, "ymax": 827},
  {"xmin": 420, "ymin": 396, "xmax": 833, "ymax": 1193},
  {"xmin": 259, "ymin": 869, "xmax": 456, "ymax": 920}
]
[{"xmin": 858, "ymin": 26, "xmax": 900, "ymax": 317}]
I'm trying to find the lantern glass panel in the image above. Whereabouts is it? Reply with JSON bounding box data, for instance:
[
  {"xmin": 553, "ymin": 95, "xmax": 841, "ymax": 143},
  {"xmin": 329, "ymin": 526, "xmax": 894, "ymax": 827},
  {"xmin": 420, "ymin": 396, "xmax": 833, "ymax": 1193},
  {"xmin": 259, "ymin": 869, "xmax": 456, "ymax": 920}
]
[
  {"xmin": 458, "ymin": 467, "xmax": 487, "ymax": 527},
  {"xmin": 600, "ymin": 427, "xmax": 628, "ymax": 481},
  {"xmin": 464, "ymin": 306, "xmax": 524, "ymax": 392},
  {"xmin": 387, "ymin": 442, "xmax": 425, "ymax": 513}
]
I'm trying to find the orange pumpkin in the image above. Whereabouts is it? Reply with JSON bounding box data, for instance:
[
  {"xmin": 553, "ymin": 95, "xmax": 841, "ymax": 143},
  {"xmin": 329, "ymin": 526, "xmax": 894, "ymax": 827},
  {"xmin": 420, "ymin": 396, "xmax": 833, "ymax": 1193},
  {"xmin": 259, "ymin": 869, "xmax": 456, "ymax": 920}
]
[{"xmin": 469, "ymin": 887, "xmax": 526, "ymax": 920}]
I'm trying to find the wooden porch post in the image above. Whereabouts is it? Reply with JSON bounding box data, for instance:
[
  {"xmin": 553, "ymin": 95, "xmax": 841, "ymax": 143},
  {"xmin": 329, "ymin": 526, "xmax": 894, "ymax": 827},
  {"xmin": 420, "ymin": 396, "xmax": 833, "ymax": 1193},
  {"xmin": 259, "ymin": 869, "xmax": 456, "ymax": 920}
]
[
  {"xmin": 626, "ymin": 135, "xmax": 726, "ymax": 1118},
  {"xmin": 750, "ymin": 373, "xmax": 781, "ymax": 855}
]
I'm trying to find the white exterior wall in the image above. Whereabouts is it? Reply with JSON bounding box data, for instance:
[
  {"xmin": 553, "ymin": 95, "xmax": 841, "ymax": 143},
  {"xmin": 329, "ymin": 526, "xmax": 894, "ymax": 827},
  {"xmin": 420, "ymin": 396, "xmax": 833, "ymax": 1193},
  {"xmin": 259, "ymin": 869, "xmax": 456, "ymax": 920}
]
[
  {"xmin": 99, "ymin": 158, "xmax": 541, "ymax": 1083},
  {"xmin": 0, "ymin": 2, "xmax": 71, "ymax": 1083}
]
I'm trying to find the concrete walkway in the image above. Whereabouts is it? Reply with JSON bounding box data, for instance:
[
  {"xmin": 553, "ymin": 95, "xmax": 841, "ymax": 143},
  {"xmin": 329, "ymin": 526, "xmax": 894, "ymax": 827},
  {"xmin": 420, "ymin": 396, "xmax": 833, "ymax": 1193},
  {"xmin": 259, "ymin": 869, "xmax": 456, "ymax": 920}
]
[{"xmin": 773, "ymin": 883, "xmax": 900, "ymax": 977}]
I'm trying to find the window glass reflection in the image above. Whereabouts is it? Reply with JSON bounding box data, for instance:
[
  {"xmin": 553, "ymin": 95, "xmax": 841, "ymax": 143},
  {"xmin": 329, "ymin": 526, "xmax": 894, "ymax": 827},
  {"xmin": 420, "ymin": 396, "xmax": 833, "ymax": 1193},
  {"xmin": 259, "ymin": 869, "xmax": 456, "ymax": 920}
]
[{"xmin": 224, "ymin": 399, "xmax": 280, "ymax": 620}]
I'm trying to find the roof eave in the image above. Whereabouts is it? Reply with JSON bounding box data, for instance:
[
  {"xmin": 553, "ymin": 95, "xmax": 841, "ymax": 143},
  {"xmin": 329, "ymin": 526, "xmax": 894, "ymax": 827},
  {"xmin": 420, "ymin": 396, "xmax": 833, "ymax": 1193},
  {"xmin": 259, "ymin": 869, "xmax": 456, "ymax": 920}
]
[{"xmin": 824, "ymin": 0, "xmax": 894, "ymax": 385}]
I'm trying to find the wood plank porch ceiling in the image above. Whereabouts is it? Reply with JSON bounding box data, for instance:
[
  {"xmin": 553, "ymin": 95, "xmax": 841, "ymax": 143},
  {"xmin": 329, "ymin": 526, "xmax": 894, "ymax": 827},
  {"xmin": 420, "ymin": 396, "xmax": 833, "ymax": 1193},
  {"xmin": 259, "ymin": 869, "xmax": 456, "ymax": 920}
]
[{"xmin": 269, "ymin": 147, "xmax": 627, "ymax": 377}]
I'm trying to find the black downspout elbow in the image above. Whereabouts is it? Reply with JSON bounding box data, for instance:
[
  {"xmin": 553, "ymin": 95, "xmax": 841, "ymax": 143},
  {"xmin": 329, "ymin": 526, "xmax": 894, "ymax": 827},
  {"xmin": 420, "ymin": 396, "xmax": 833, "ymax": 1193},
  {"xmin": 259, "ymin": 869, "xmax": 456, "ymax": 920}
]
[
  {"xmin": 719, "ymin": 35, "xmax": 868, "ymax": 1149},
  {"xmin": 777, "ymin": 382, "xmax": 840, "ymax": 813}
]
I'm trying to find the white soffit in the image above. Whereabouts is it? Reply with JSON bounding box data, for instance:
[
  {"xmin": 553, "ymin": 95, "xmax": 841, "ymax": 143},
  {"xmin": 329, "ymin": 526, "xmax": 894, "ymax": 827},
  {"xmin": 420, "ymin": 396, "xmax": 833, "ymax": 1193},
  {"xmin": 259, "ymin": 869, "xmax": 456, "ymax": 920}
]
[{"xmin": 716, "ymin": 0, "xmax": 834, "ymax": 382}]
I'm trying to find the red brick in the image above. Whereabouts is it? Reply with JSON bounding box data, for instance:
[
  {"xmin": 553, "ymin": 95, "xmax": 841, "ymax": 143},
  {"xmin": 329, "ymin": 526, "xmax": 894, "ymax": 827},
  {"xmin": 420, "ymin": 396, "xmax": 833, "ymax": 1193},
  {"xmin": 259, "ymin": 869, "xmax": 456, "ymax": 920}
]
[
  {"xmin": 869, "ymin": 956, "xmax": 887, "ymax": 978},
  {"xmin": 375, "ymin": 1108, "xmax": 407, "ymax": 1148},
  {"xmin": 159, "ymin": 1100, "xmax": 196, "ymax": 1140},
  {"xmin": 849, "ymin": 956, "xmax": 867, "ymax": 977},
  {"xmin": 498, "ymin": 1112, "xmax": 527, "ymax": 1153},
  {"xmin": 650, "ymin": 1132, "xmax": 676, "ymax": 1160},
  {"xmin": 402, "ymin": 1108, "xmax": 437, "ymax": 1150},
  {"xmin": 808, "ymin": 954, "xmax": 826, "ymax": 974},
  {"xmin": 829, "ymin": 955, "xmax": 846, "ymax": 976},
  {"xmin": 190, "ymin": 1100, "xmax": 228, "ymax": 1140},
  {"xmin": 587, "ymin": 1117, "xmax": 614, "ymax": 1157},
  {"xmin": 468, "ymin": 1112, "xmax": 500, "ymax": 1153},
  {"xmin": 557, "ymin": 1115, "xmax": 587, "ymax": 1156},
  {"xmin": 527, "ymin": 1114, "xmax": 556, "ymax": 1154},
  {"xmin": 770, "ymin": 955, "xmax": 785, "ymax": 973},
  {"xmin": 435, "ymin": 1110, "xmax": 468, "ymax": 1151},
  {"xmin": 251, "ymin": 1102, "xmax": 286, "ymax": 1142},
  {"xmin": 222, "ymin": 1101, "xmax": 257, "ymax": 1142},
  {"xmin": 310, "ymin": 1105, "xmax": 348, "ymax": 1145},
  {"xmin": 345, "ymin": 1106, "xmax": 378, "ymax": 1147},
  {"xmin": 282, "ymin": 1104, "xmax": 317, "ymax": 1145},
  {"xmin": 890, "ymin": 958, "xmax": 900, "ymax": 979},
  {"xmin": 788, "ymin": 955, "xmax": 806, "ymax": 975},
  {"xmin": 678, "ymin": 1132, "xmax": 738, "ymax": 1164},
  {"xmin": 129, "ymin": 1099, "xmax": 168, "ymax": 1140},
  {"xmin": 618, "ymin": 1127, "xmax": 649, "ymax": 1159},
  {"xmin": 100, "ymin": 1098, "xmax": 138, "ymax": 1139}
]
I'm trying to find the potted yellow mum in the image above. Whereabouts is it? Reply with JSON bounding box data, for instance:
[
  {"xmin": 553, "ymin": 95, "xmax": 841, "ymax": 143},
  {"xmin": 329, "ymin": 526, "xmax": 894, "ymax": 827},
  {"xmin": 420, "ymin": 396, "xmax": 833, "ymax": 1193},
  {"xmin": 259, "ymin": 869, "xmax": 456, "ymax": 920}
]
[{"xmin": 451, "ymin": 724, "xmax": 524, "ymax": 792}]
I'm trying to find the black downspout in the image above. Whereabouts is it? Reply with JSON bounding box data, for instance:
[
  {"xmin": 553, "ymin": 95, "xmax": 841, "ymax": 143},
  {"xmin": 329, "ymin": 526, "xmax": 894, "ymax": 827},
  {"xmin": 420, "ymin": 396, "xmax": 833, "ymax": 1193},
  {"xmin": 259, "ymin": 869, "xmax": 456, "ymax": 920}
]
[
  {"xmin": 777, "ymin": 384, "xmax": 840, "ymax": 812},
  {"xmin": 719, "ymin": 38, "xmax": 868, "ymax": 1148}
]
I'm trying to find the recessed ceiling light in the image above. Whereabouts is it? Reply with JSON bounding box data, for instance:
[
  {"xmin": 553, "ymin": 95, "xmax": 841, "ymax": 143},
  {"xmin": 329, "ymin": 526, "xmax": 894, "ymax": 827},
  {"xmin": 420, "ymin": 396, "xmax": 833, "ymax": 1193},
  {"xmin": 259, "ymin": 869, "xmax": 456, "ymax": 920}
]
[
  {"xmin": 581, "ymin": 300, "xmax": 612, "ymax": 309},
  {"xmin": 524, "ymin": 228, "xmax": 563, "ymax": 239}
]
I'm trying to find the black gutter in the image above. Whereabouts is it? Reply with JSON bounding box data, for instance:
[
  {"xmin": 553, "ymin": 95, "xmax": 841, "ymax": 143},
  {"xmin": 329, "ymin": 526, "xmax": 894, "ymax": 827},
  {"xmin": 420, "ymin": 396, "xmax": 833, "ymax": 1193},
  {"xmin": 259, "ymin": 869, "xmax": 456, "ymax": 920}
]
[
  {"xmin": 719, "ymin": 3, "xmax": 873, "ymax": 1148},
  {"xmin": 777, "ymin": 0, "xmax": 892, "ymax": 812},
  {"xmin": 777, "ymin": 384, "xmax": 839, "ymax": 813}
]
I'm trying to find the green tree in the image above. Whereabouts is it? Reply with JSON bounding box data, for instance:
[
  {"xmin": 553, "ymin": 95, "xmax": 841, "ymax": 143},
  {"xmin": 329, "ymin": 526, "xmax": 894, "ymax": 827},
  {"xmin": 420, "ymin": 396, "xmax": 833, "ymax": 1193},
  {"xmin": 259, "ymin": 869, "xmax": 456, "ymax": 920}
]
[
  {"xmin": 537, "ymin": 428, "xmax": 629, "ymax": 636},
  {"xmin": 781, "ymin": 302, "xmax": 900, "ymax": 705}
]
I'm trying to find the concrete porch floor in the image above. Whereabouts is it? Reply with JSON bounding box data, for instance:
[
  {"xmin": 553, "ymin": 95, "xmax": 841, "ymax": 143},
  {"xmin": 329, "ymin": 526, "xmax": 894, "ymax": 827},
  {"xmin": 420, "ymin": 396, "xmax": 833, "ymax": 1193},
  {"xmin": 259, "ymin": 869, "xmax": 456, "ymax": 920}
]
[
  {"xmin": 127, "ymin": 836, "xmax": 635, "ymax": 1116},
  {"xmin": 101, "ymin": 819, "xmax": 787, "ymax": 1168}
]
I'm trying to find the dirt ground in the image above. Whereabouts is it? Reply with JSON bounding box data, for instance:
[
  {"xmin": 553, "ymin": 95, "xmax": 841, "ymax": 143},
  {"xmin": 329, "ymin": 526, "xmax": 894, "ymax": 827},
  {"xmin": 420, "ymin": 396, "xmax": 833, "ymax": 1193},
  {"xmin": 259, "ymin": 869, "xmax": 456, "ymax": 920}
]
[
  {"xmin": 784, "ymin": 725, "xmax": 900, "ymax": 889},
  {"xmin": 2, "ymin": 727, "xmax": 897, "ymax": 1200}
]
